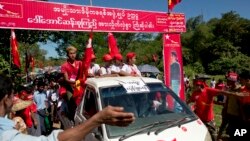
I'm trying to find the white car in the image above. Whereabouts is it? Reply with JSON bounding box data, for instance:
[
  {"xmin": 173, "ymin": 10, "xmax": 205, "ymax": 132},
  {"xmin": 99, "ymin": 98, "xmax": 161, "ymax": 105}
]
[{"xmin": 74, "ymin": 77, "xmax": 212, "ymax": 141}]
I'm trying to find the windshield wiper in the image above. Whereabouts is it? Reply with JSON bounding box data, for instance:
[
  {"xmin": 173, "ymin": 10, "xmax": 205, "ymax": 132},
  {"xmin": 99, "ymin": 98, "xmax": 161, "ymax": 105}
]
[
  {"xmin": 119, "ymin": 120, "xmax": 172, "ymax": 141},
  {"xmin": 154, "ymin": 116, "xmax": 192, "ymax": 135}
]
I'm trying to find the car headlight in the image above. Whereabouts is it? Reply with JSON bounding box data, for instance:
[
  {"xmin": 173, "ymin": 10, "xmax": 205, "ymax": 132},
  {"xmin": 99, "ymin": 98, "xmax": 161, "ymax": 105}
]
[{"xmin": 205, "ymin": 131, "xmax": 212, "ymax": 141}]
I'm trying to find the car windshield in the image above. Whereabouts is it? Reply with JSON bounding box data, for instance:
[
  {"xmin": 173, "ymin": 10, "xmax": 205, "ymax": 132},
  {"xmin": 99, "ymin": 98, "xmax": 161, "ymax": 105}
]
[{"xmin": 99, "ymin": 83, "xmax": 196, "ymax": 138}]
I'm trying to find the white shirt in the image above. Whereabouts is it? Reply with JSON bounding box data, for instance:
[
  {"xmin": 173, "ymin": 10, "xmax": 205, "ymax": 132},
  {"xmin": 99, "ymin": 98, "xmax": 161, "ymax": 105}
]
[
  {"xmin": 110, "ymin": 64, "xmax": 123, "ymax": 73},
  {"xmin": 100, "ymin": 66, "xmax": 112, "ymax": 75},
  {"xmin": 121, "ymin": 64, "xmax": 141, "ymax": 76},
  {"xmin": 210, "ymin": 80, "xmax": 216, "ymax": 88},
  {"xmin": 88, "ymin": 64, "xmax": 100, "ymax": 76},
  {"xmin": 0, "ymin": 117, "xmax": 62, "ymax": 141}
]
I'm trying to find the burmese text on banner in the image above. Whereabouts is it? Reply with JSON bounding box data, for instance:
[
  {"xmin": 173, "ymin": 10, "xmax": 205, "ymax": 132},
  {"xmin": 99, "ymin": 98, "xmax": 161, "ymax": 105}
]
[{"xmin": 0, "ymin": 0, "xmax": 185, "ymax": 33}]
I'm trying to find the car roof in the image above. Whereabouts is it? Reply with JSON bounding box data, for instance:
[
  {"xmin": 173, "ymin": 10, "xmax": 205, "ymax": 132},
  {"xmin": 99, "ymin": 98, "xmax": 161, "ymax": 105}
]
[{"xmin": 86, "ymin": 76, "xmax": 162, "ymax": 88}]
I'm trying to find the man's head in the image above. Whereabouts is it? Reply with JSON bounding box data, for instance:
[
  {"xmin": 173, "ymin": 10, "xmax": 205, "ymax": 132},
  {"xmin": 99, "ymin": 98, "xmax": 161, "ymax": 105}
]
[
  {"xmin": 37, "ymin": 81, "xmax": 45, "ymax": 93},
  {"xmin": 126, "ymin": 52, "xmax": 136, "ymax": 64},
  {"xmin": 0, "ymin": 74, "xmax": 14, "ymax": 116},
  {"xmin": 239, "ymin": 70, "xmax": 250, "ymax": 88},
  {"xmin": 114, "ymin": 53, "xmax": 123, "ymax": 65},
  {"xmin": 226, "ymin": 73, "xmax": 238, "ymax": 89},
  {"xmin": 102, "ymin": 54, "xmax": 113, "ymax": 65},
  {"xmin": 66, "ymin": 45, "xmax": 77, "ymax": 61},
  {"xmin": 193, "ymin": 79, "xmax": 205, "ymax": 92}
]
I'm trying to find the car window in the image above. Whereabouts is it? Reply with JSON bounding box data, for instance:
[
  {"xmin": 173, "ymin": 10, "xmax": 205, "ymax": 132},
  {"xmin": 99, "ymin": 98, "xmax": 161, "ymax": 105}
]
[{"xmin": 82, "ymin": 88, "xmax": 98, "ymax": 119}]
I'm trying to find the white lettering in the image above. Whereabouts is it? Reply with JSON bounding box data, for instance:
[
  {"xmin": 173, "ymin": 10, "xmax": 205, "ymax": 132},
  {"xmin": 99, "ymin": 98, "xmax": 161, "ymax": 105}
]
[
  {"xmin": 234, "ymin": 129, "xmax": 247, "ymax": 136},
  {"xmin": 234, "ymin": 129, "xmax": 241, "ymax": 136}
]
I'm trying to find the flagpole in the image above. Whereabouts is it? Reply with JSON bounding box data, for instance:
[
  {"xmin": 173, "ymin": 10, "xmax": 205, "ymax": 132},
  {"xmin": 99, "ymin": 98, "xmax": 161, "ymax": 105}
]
[
  {"xmin": 25, "ymin": 47, "xmax": 29, "ymax": 83},
  {"xmin": 167, "ymin": 0, "xmax": 170, "ymax": 13},
  {"xmin": 9, "ymin": 30, "xmax": 12, "ymax": 75}
]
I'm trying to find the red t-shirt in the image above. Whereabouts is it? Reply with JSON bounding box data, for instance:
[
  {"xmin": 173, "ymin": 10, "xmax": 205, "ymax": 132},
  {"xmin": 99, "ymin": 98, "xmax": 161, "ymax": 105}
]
[
  {"xmin": 61, "ymin": 48, "xmax": 92, "ymax": 106},
  {"xmin": 215, "ymin": 83, "xmax": 225, "ymax": 90},
  {"xmin": 20, "ymin": 103, "xmax": 37, "ymax": 128},
  {"xmin": 190, "ymin": 88, "xmax": 219, "ymax": 122},
  {"xmin": 61, "ymin": 60, "xmax": 82, "ymax": 82},
  {"xmin": 240, "ymin": 86, "xmax": 250, "ymax": 104}
]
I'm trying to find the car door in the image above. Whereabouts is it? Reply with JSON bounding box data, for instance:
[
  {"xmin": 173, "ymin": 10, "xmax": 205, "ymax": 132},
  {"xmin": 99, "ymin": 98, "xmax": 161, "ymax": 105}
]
[{"xmin": 74, "ymin": 85, "xmax": 103, "ymax": 141}]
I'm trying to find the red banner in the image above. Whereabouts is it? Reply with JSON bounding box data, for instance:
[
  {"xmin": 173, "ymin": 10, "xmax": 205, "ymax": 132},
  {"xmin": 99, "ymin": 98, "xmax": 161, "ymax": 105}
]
[
  {"xmin": 0, "ymin": 0, "xmax": 185, "ymax": 33},
  {"xmin": 163, "ymin": 33, "xmax": 185, "ymax": 101}
]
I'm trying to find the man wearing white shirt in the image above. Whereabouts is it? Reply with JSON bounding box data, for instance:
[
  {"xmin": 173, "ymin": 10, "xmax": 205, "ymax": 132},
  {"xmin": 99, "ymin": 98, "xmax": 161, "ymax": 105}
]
[
  {"xmin": 111, "ymin": 53, "xmax": 124, "ymax": 75},
  {"xmin": 88, "ymin": 54, "xmax": 100, "ymax": 77},
  {"xmin": 120, "ymin": 52, "xmax": 141, "ymax": 77},
  {"xmin": 99, "ymin": 54, "xmax": 117, "ymax": 77}
]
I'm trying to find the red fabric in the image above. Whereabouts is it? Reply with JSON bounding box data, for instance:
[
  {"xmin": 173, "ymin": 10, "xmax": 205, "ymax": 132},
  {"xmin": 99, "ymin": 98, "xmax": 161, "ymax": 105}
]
[
  {"xmin": 11, "ymin": 29, "xmax": 21, "ymax": 68},
  {"xmin": 126, "ymin": 52, "xmax": 136, "ymax": 59},
  {"xmin": 108, "ymin": 33, "xmax": 120, "ymax": 57},
  {"xmin": 102, "ymin": 54, "xmax": 113, "ymax": 61},
  {"xmin": 18, "ymin": 91, "xmax": 33, "ymax": 101},
  {"xmin": 91, "ymin": 54, "xmax": 96, "ymax": 60},
  {"xmin": 61, "ymin": 59, "xmax": 82, "ymax": 105},
  {"xmin": 193, "ymin": 80, "xmax": 204, "ymax": 86},
  {"xmin": 240, "ymin": 87, "xmax": 250, "ymax": 104},
  {"xmin": 20, "ymin": 103, "xmax": 37, "ymax": 128},
  {"xmin": 0, "ymin": 0, "xmax": 186, "ymax": 33},
  {"xmin": 215, "ymin": 83, "xmax": 225, "ymax": 90},
  {"xmin": 73, "ymin": 86, "xmax": 84, "ymax": 106},
  {"xmin": 58, "ymin": 87, "xmax": 67, "ymax": 98},
  {"xmin": 114, "ymin": 53, "xmax": 123, "ymax": 60},
  {"xmin": 73, "ymin": 36, "xmax": 93, "ymax": 105},
  {"xmin": 78, "ymin": 36, "xmax": 93, "ymax": 81},
  {"xmin": 61, "ymin": 60, "xmax": 82, "ymax": 81},
  {"xmin": 168, "ymin": 0, "xmax": 182, "ymax": 11},
  {"xmin": 190, "ymin": 88, "xmax": 219, "ymax": 122},
  {"xmin": 155, "ymin": 92, "xmax": 161, "ymax": 101},
  {"xmin": 226, "ymin": 72, "xmax": 238, "ymax": 81}
]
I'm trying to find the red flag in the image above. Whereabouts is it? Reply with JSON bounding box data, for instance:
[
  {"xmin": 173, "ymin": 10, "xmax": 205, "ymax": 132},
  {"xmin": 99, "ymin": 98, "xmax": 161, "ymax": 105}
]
[
  {"xmin": 78, "ymin": 32, "xmax": 93, "ymax": 82},
  {"xmin": 108, "ymin": 32, "xmax": 120, "ymax": 57},
  {"xmin": 74, "ymin": 32, "xmax": 93, "ymax": 104},
  {"xmin": 11, "ymin": 29, "xmax": 21, "ymax": 68},
  {"xmin": 168, "ymin": 0, "xmax": 182, "ymax": 12}
]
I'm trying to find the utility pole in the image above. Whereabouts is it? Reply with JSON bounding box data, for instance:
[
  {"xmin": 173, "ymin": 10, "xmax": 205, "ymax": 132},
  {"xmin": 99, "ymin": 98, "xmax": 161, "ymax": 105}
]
[{"xmin": 89, "ymin": 0, "xmax": 92, "ymax": 6}]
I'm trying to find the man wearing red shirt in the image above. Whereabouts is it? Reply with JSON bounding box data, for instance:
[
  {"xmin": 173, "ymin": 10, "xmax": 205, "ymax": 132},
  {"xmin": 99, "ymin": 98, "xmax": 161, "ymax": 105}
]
[
  {"xmin": 18, "ymin": 90, "xmax": 41, "ymax": 136},
  {"xmin": 60, "ymin": 37, "xmax": 93, "ymax": 121},
  {"xmin": 188, "ymin": 79, "xmax": 246, "ymax": 141},
  {"xmin": 239, "ymin": 71, "xmax": 250, "ymax": 121},
  {"xmin": 188, "ymin": 80, "xmax": 219, "ymax": 122}
]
